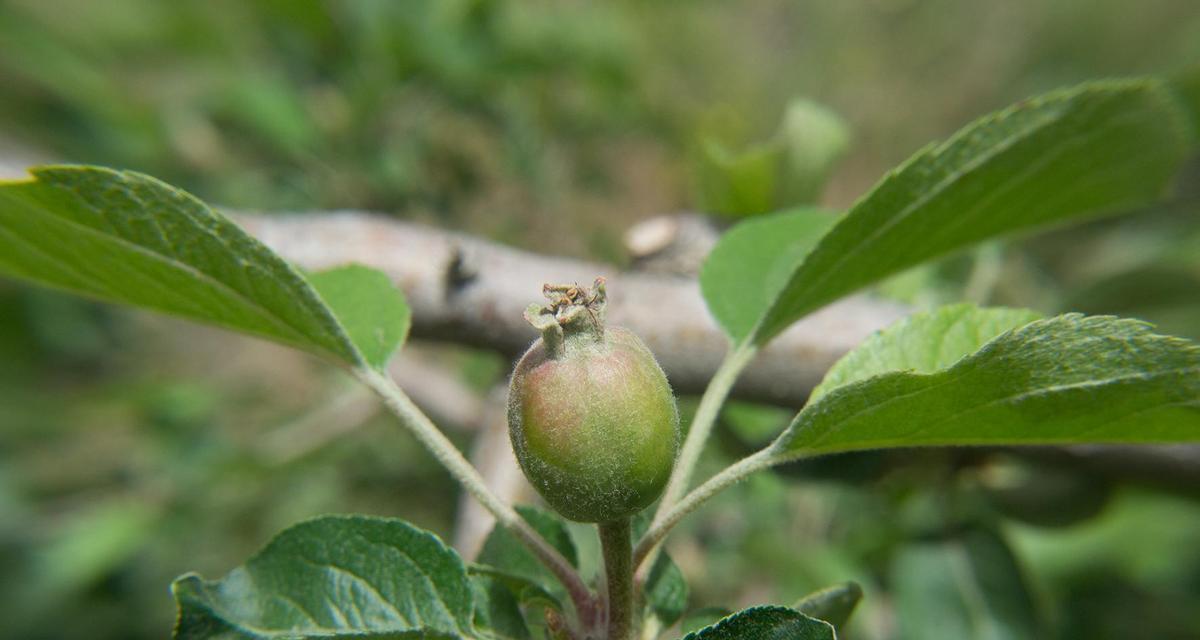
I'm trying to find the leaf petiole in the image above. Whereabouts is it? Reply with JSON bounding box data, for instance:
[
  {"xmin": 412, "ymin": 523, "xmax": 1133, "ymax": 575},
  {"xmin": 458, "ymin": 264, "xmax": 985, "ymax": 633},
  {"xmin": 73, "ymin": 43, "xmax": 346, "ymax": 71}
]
[
  {"xmin": 638, "ymin": 343, "xmax": 758, "ymax": 578},
  {"xmin": 355, "ymin": 367, "xmax": 598, "ymax": 627},
  {"xmin": 634, "ymin": 447, "xmax": 779, "ymax": 572}
]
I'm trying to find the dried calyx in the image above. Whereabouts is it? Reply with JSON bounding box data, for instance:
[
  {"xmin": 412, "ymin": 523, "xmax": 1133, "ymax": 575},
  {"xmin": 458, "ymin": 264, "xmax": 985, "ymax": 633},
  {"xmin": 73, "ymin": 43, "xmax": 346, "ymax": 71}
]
[{"xmin": 523, "ymin": 277, "xmax": 608, "ymax": 357}]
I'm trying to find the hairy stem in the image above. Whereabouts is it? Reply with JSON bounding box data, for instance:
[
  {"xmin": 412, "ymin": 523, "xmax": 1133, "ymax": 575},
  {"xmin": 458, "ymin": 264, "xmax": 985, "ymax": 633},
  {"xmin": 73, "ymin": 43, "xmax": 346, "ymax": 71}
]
[
  {"xmin": 599, "ymin": 518, "xmax": 635, "ymax": 640},
  {"xmin": 634, "ymin": 447, "xmax": 778, "ymax": 571},
  {"xmin": 637, "ymin": 344, "xmax": 757, "ymax": 576},
  {"xmin": 356, "ymin": 367, "xmax": 596, "ymax": 625},
  {"xmin": 657, "ymin": 344, "xmax": 758, "ymax": 515}
]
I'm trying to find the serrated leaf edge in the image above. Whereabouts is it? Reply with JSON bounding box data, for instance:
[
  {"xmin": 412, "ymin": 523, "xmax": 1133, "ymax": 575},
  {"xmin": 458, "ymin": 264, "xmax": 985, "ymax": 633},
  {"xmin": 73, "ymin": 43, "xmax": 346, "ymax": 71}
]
[
  {"xmin": 170, "ymin": 515, "xmax": 473, "ymax": 640},
  {"xmin": 771, "ymin": 314, "xmax": 1200, "ymax": 458},
  {"xmin": 1, "ymin": 165, "xmax": 378, "ymax": 370},
  {"xmin": 750, "ymin": 78, "xmax": 1191, "ymax": 345}
]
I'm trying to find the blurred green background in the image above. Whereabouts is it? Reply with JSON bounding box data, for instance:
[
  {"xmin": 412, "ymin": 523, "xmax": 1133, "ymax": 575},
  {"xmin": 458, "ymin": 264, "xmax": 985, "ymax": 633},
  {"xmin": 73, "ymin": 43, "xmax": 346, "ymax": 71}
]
[{"xmin": 1, "ymin": 1, "xmax": 1198, "ymax": 638}]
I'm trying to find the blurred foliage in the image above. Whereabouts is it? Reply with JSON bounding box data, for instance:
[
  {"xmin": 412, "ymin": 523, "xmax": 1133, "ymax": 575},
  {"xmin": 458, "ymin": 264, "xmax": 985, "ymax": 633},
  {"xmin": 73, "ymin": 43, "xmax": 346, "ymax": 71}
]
[
  {"xmin": 2, "ymin": 1, "xmax": 1200, "ymax": 639},
  {"xmin": 693, "ymin": 99, "xmax": 850, "ymax": 218},
  {"xmin": 0, "ymin": 0, "xmax": 648, "ymax": 220}
]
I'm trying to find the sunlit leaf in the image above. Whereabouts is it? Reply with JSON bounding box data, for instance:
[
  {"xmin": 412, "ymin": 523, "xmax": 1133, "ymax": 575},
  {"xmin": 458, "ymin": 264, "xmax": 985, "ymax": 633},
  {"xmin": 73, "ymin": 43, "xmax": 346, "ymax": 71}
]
[
  {"xmin": 700, "ymin": 209, "xmax": 837, "ymax": 342},
  {"xmin": 0, "ymin": 166, "xmax": 406, "ymax": 370},
  {"xmin": 309, "ymin": 264, "xmax": 410, "ymax": 370},
  {"xmin": 773, "ymin": 313, "xmax": 1200, "ymax": 458},
  {"xmin": 810, "ymin": 304, "xmax": 1042, "ymax": 401},
  {"xmin": 737, "ymin": 80, "xmax": 1191, "ymax": 345}
]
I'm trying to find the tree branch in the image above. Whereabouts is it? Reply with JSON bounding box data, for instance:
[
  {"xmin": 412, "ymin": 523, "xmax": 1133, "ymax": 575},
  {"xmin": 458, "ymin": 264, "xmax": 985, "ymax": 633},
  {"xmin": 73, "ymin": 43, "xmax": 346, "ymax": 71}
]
[
  {"xmin": 236, "ymin": 210, "xmax": 909, "ymax": 407},
  {"xmin": 236, "ymin": 211, "xmax": 1200, "ymax": 495}
]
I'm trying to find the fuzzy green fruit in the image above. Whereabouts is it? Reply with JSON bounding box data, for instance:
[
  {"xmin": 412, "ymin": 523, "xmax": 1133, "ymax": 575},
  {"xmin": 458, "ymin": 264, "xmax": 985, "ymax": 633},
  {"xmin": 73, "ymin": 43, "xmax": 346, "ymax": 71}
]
[{"xmin": 508, "ymin": 279, "xmax": 680, "ymax": 523}]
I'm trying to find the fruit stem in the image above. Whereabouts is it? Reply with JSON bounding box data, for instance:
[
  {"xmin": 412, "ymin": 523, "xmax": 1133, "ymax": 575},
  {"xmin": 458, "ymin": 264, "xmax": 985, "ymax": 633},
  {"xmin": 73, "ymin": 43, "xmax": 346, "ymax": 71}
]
[
  {"xmin": 356, "ymin": 367, "xmax": 598, "ymax": 629},
  {"xmin": 598, "ymin": 517, "xmax": 635, "ymax": 640}
]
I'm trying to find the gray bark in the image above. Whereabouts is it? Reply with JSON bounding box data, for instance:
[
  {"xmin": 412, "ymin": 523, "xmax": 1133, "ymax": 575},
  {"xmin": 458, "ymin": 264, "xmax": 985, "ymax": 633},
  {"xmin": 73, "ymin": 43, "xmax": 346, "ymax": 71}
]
[
  {"xmin": 237, "ymin": 210, "xmax": 910, "ymax": 407},
  {"xmin": 235, "ymin": 210, "xmax": 1200, "ymax": 498}
]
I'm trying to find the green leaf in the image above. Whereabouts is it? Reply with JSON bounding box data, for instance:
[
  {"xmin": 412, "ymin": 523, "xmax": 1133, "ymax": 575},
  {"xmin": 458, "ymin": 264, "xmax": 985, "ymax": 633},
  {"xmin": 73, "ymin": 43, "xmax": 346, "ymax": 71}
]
[
  {"xmin": 171, "ymin": 515, "xmax": 474, "ymax": 639},
  {"xmin": 467, "ymin": 565, "xmax": 560, "ymax": 610},
  {"xmin": 810, "ymin": 304, "xmax": 1042, "ymax": 401},
  {"xmin": 1169, "ymin": 65, "xmax": 1200, "ymax": 132},
  {"xmin": 700, "ymin": 209, "xmax": 838, "ymax": 342},
  {"xmin": 477, "ymin": 506, "xmax": 577, "ymax": 602},
  {"xmin": 695, "ymin": 138, "xmax": 784, "ymax": 218},
  {"xmin": 694, "ymin": 99, "xmax": 848, "ymax": 218},
  {"xmin": 309, "ymin": 265, "xmax": 411, "ymax": 370},
  {"xmin": 0, "ymin": 165, "xmax": 395, "ymax": 369},
  {"xmin": 892, "ymin": 527, "xmax": 1045, "ymax": 640},
  {"xmin": 468, "ymin": 565, "xmax": 564, "ymax": 640},
  {"xmin": 469, "ymin": 572, "xmax": 532, "ymax": 640},
  {"xmin": 1066, "ymin": 266, "xmax": 1200, "ymax": 341},
  {"xmin": 631, "ymin": 510, "xmax": 689, "ymax": 627},
  {"xmin": 776, "ymin": 99, "xmax": 851, "ymax": 206},
  {"xmin": 985, "ymin": 463, "xmax": 1112, "ymax": 529},
  {"xmin": 747, "ymin": 79, "xmax": 1192, "ymax": 345},
  {"xmin": 645, "ymin": 549, "xmax": 688, "ymax": 626},
  {"xmin": 793, "ymin": 582, "xmax": 863, "ymax": 631},
  {"xmin": 34, "ymin": 500, "xmax": 158, "ymax": 597},
  {"xmin": 773, "ymin": 314, "xmax": 1200, "ymax": 458},
  {"xmin": 680, "ymin": 606, "xmax": 835, "ymax": 640}
]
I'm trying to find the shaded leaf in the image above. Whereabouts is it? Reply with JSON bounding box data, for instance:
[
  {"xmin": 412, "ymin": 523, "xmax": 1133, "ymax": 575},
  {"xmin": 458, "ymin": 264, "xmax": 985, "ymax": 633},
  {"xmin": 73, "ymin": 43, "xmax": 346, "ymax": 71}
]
[
  {"xmin": 470, "ymin": 572, "xmax": 531, "ymax": 640},
  {"xmin": 631, "ymin": 509, "xmax": 689, "ymax": 626},
  {"xmin": 700, "ymin": 209, "xmax": 837, "ymax": 342},
  {"xmin": 645, "ymin": 549, "xmax": 688, "ymax": 626},
  {"xmin": 468, "ymin": 565, "xmax": 560, "ymax": 610},
  {"xmin": 793, "ymin": 581, "xmax": 863, "ymax": 631},
  {"xmin": 171, "ymin": 516, "xmax": 473, "ymax": 639},
  {"xmin": 892, "ymin": 527, "xmax": 1045, "ymax": 640},
  {"xmin": 984, "ymin": 464, "xmax": 1112, "ymax": 529},
  {"xmin": 773, "ymin": 314, "xmax": 1200, "ymax": 458},
  {"xmin": 680, "ymin": 606, "xmax": 834, "ymax": 640},
  {"xmin": 1065, "ymin": 266, "xmax": 1200, "ymax": 341},
  {"xmin": 477, "ymin": 506, "xmax": 577, "ymax": 602},
  {"xmin": 0, "ymin": 165, "xmax": 395, "ymax": 369},
  {"xmin": 811, "ymin": 304, "xmax": 1042, "ymax": 401},
  {"xmin": 749, "ymin": 80, "xmax": 1191, "ymax": 345},
  {"xmin": 468, "ymin": 566, "xmax": 564, "ymax": 640},
  {"xmin": 309, "ymin": 264, "xmax": 411, "ymax": 370}
]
